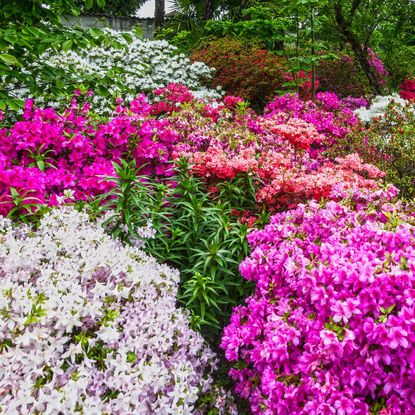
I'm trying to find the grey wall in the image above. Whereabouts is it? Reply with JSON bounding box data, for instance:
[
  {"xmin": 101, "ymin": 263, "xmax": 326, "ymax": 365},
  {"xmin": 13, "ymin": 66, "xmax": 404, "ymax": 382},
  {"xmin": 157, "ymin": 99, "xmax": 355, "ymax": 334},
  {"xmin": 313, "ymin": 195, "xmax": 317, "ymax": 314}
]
[{"xmin": 63, "ymin": 15, "xmax": 155, "ymax": 39}]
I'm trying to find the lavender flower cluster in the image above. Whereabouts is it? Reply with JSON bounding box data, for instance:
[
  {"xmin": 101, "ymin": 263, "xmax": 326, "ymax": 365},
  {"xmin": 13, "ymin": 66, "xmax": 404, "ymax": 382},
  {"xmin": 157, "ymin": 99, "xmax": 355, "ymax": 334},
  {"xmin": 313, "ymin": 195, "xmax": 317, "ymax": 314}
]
[
  {"xmin": 0, "ymin": 207, "xmax": 235, "ymax": 414},
  {"xmin": 222, "ymin": 190, "xmax": 415, "ymax": 414}
]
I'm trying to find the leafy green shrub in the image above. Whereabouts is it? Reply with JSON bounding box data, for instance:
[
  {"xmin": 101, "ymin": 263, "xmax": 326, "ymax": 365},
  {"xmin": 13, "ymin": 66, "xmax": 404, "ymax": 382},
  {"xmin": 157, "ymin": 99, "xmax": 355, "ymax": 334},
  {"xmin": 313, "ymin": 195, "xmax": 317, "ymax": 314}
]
[
  {"xmin": 190, "ymin": 36, "xmax": 287, "ymax": 110},
  {"xmin": 87, "ymin": 158, "xmax": 269, "ymax": 342}
]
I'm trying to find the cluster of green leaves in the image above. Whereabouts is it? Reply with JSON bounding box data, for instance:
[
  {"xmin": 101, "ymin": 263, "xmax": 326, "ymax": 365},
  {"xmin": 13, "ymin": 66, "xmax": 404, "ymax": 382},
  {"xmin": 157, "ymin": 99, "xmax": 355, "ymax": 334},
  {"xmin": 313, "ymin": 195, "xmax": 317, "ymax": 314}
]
[
  {"xmin": 0, "ymin": 0, "xmax": 137, "ymax": 110},
  {"xmin": 86, "ymin": 158, "xmax": 269, "ymax": 343},
  {"xmin": 76, "ymin": 0, "xmax": 145, "ymax": 17}
]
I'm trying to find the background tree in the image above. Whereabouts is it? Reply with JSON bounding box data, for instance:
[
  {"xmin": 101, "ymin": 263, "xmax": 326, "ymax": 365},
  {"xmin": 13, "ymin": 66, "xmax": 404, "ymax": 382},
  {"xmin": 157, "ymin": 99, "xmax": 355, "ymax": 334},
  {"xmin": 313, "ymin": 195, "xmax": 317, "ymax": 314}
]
[
  {"xmin": 155, "ymin": 0, "xmax": 165, "ymax": 28},
  {"xmin": 325, "ymin": 0, "xmax": 415, "ymax": 94}
]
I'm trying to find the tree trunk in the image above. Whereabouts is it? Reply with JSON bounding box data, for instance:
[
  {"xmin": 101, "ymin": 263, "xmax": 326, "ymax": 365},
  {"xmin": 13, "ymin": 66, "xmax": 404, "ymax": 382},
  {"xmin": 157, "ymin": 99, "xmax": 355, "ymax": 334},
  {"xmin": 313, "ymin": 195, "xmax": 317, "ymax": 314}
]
[
  {"xmin": 155, "ymin": 0, "xmax": 165, "ymax": 29},
  {"xmin": 203, "ymin": 0, "xmax": 214, "ymax": 21},
  {"xmin": 311, "ymin": 5, "xmax": 316, "ymax": 101},
  {"xmin": 333, "ymin": 2, "xmax": 382, "ymax": 95}
]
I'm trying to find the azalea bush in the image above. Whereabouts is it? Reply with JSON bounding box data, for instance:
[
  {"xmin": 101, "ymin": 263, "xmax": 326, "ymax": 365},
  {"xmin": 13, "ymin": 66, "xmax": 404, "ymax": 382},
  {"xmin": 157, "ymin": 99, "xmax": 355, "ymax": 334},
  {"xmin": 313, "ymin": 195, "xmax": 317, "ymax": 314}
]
[
  {"xmin": 399, "ymin": 78, "xmax": 415, "ymax": 100},
  {"xmin": 0, "ymin": 207, "xmax": 237, "ymax": 414},
  {"xmin": 335, "ymin": 101, "xmax": 415, "ymax": 199},
  {"xmin": 174, "ymin": 91, "xmax": 379, "ymax": 212},
  {"xmin": 221, "ymin": 187, "xmax": 415, "ymax": 414},
  {"xmin": 0, "ymin": 90, "xmax": 181, "ymax": 218},
  {"xmin": 354, "ymin": 94, "xmax": 407, "ymax": 123},
  {"xmin": 2, "ymin": 30, "xmax": 220, "ymax": 113},
  {"xmin": 263, "ymin": 92, "xmax": 367, "ymax": 141},
  {"xmin": 190, "ymin": 37, "xmax": 288, "ymax": 110}
]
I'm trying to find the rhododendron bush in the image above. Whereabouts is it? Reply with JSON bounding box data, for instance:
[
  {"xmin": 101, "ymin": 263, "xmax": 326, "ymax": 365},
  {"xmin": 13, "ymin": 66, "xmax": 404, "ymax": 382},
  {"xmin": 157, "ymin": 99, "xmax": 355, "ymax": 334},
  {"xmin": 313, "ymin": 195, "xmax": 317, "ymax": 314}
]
[
  {"xmin": 221, "ymin": 189, "xmax": 415, "ymax": 414},
  {"xmin": 0, "ymin": 207, "xmax": 236, "ymax": 414},
  {"xmin": 173, "ymin": 91, "xmax": 380, "ymax": 211},
  {"xmin": 0, "ymin": 92, "xmax": 179, "ymax": 216}
]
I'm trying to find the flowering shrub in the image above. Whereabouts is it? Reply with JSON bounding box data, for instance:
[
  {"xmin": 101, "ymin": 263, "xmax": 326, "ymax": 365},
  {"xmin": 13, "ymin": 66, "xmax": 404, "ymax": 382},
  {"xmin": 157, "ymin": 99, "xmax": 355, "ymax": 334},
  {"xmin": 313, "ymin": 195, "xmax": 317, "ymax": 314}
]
[
  {"xmin": 354, "ymin": 94, "xmax": 407, "ymax": 122},
  {"xmin": 2, "ymin": 30, "xmax": 220, "ymax": 113},
  {"xmin": 338, "ymin": 101, "xmax": 415, "ymax": 199},
  {"xmin": 190, "ymin": 37, "xmax": 288, "ymax": 110},
  {"xmin": 318, "ymin": 50, "xmax": 388, "ymax": 98},
  {"xmin": 0, "ymin": 94, "xmax": 180, "ymax": 216},
  {"xmin": 0, "ymin": 207, "xmax": 237, "ymax": 414},
  {"xmin": 171, "ymin": 92, "xmax": 381, "ymax": 211},
  {"xmin": 399, "ymin": 79, "xmax": 415, "ymax": 100},
  {"xmin": 221, "ymin": 189, "xmax": 415, "ymax": 414},
  {"xmin": 264, "ymin": 92, "xmax": 366, "ymax": 141}
]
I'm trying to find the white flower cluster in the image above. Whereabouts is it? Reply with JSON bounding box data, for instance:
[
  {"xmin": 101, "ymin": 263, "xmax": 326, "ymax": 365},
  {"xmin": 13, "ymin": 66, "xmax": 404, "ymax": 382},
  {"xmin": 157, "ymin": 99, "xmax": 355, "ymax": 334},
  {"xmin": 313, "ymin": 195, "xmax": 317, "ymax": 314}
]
[
  {"xmin": 0, "ymin": 208, "xmax": 233, "ymax": 414},
  {"xmin": 354, "ymin": 93, "xmax": 407, "ymax": 122},
  {"xmin": 3, "ymin": 30, "xmax": 221, "ymax": 113}
]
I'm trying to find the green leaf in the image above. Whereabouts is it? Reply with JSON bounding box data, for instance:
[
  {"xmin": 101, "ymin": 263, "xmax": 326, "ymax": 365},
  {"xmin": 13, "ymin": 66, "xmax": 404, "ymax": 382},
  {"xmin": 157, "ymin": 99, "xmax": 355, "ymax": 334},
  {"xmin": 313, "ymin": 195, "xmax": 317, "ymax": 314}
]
[
  {"xmin": 62, "ymin": 39, "xmax": 73, "ymax": 52},
  {"xmin": 0, "ymin": 53, "xmax": 21, "ymax": 67},
  {"xmin": 85, "ymin": 0, "xmax": 94, "ymax": 9},
  {"xmin": 89, "ymin": 28, "xmax": 102, "ymax": 38},
  {"xmin": 55, "ymin": 78, "xmax": 64, "ymax": 89}
]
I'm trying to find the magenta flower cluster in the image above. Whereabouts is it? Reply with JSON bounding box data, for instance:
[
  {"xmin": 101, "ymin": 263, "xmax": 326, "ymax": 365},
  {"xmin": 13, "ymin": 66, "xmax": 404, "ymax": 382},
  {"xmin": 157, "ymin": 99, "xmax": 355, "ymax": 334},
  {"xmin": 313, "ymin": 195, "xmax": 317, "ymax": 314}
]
[
  {"xmin": 264, "ymin": 92, "xmax": 367, "ymax": 141},
  {"xmin": 0, "ymin": 95, "xmax": 179, "ymax": 214},
  {"xmin": 222, "ymin": 188, "xmax": 415, "ymax": 415}
]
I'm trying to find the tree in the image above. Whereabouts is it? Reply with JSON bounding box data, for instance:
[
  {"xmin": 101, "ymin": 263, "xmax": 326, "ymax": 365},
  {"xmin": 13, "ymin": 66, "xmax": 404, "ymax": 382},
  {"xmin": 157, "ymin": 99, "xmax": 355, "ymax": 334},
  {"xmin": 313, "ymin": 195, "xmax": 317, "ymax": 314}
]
[
  {"xmin": 203, "ymin": 0, "xmax": 214, "ymax": 21},
  {"xmin": 327, "ymin": 0, "xmax": 415, "ymax": 95},
  {"xmin": 155, "ymin": 0, "xmax": 165, "ymax": 28}
]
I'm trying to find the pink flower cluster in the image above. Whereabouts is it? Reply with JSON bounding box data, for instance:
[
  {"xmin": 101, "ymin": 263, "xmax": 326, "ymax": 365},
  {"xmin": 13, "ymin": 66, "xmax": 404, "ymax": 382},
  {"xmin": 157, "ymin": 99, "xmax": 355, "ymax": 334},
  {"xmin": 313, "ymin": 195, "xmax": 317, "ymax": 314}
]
[
  {"xmin": 399, "ymin": 79, "xmax": 415, "ymax": 100},
  {"xmin": 264, "ymin": 92, "xmax": 366, "ymax": 141},
  {"xmin": 0, "ymin": 96, "xmax": 179, "ymax": 215},
  {"xmin": 222, "ymin": 190, "xmax": 415, "ymax": 414},
  {"xmin": 175, "ymin": 96, "xmax": 383, "ymax": 211},
  {"xmin": 368, "ymin": 48, "xmax": 389, "ymax": 87}
]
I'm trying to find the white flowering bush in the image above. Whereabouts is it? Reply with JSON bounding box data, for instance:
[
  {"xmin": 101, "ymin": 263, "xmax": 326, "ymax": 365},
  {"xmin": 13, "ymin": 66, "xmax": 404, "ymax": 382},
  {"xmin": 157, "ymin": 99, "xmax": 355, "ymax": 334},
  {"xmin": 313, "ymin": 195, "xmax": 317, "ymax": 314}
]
[
  {"xmin": 354, "ymin": 93, "xmax": 407, "ymax": 122},
  {"xmin": 0, "ymin": 207, "xmax": 235, "ymax": 414},
  {"xmin": 2, "ymin": 30, "xmax": 221, "ymax": 113}
]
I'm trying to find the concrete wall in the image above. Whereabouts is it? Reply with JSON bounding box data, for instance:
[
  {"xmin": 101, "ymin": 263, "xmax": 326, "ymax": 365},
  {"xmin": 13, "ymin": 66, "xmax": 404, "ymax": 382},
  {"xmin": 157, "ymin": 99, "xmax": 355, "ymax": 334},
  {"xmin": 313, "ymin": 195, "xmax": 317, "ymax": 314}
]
[{"xmin": 62, "ymin": 15, "xmax": 155, "ymax": 39}]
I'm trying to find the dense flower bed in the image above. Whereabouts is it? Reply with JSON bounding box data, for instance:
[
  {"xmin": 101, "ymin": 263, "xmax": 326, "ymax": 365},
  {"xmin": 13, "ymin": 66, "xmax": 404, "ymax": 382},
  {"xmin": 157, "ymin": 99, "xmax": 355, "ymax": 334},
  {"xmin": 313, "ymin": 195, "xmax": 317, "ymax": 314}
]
[
  {"xmin": 0, "ymin": 91, "xmax": 180, "ymax": 215},
  {"xmin": 221, "ymin": 187, "xmax": 415, "ymax": 414},
  {"xmin": 0, "ymin": 88, "xmax": 378, "ymax": 216},
  {"xmin": 0, "ymin": 207, "xmax": 236, "ymax": 414},
  {"xmin": 0, "ymin": 88, "xmax": 382, "ymax": 218},
  {"xmin": 172, "ymin": 91, "xmax": 381, "ymax": 211}
]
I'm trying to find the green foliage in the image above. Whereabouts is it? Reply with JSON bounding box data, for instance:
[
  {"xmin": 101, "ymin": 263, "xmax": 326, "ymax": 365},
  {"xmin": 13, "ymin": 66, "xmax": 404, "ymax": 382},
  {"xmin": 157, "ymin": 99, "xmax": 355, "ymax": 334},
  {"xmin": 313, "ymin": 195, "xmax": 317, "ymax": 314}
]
[
  {"xmin": 0, "ymin": 0, "xmax": 122, "ymax": 110},
  {"xmin": 331, "ymin": 102, "xmax": 415, "ymax": 199},
  {"xmin": 90, "ymin": 158, "xmax": 269, "ymax": 343},
  {"xmin": 205, "ymin": 6, "xmax": 289, "ymax": 51},
  {"xmin": 0, "ymin": 23, "xmax": 140, "ymax": 110},
  {"xmin": 0, "ymin": 0, "xmax": 103, "ymax": 26},
  {"xmin": 155, "ymin": 28, "xmax": 201, "ymax": 54},
  {"xmin": 76, "ymin": 0, "xmax": 146, "ymax": 17}
]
